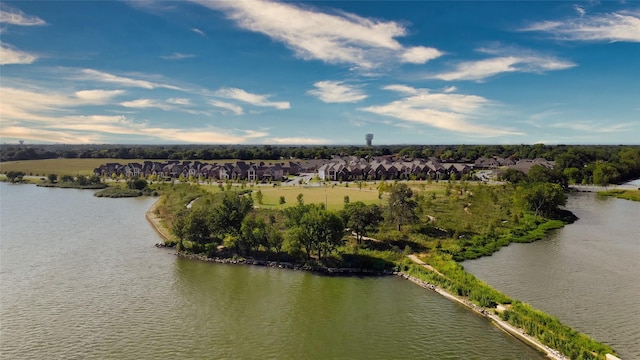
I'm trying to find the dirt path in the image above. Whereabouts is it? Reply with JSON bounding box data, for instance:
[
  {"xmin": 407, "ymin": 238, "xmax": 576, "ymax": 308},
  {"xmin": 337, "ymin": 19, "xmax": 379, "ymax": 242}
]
[{"xmin": 145, "ymin": 199, "xmax": 175, "ymax": 243}]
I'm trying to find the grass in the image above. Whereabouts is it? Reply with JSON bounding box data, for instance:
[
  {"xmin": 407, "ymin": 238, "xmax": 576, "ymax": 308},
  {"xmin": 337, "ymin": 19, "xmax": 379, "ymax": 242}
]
[
  {"xmin": 598, "ymin": 189, "xmax": 640, "ymax": 202},
  {"xmin": 0, "ymin": 158, "xmax": 302, "ymax": 177},
  {"xmin": 0, "ymin": 158, "xmax": 148, "ymax": 176}
]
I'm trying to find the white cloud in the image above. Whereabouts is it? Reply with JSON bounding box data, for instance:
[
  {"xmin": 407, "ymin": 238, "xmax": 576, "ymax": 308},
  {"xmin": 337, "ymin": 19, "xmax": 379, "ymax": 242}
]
[
  {"xmin": 307, "ymin": 81, "xmax": 367, "ymax": 103},
  {"xmin": 443, "ymin": 86, "xmax": 457, "ymax": 93},
  {"xmin": 191, "ymin": 0, "xmax": 441, "ymax": 68},
  {"xmin": 0, "ymin": 86, "xmax": 268, "ymax": 144},
  {"xmin": 382, "ymin": 84, "xmax": 419, "ymax": 95},
  {"xmin": 0, "ymin": 42, "xmax": 37, "ymax": 65},
  {"xmin": 360, "ymin": 85, "xmax": 523, "ymax": 136},
  {"xmin": 166, "ymin": 98, "xmax": 192, "ymax": 105},
  {"xmin": 400, "ymin": 46, "xmax": 443, "ymax": 64},
  {"xmin": 75, "ymin": 89, "xmax": 126, "ymax": 103},
  {"xmin": 522, "ymin": 10, "xmax": 640, "ymax": 42},
  {"xmin": 267, "ymin": 137, "xmax": 330, "ymax": 145},
  {"xmin": 78, "ymin": 69, "xmax": 182, "ymax": 90},
  {"xmin": 192, "ymin": 28, "xmax": 206, "ymax": 36},
  {"xmin": 161, "ymin": 52, "xmax": 196, "ymax": 60},
  {"xmin": 432, "ymin": 53, "xmax": 575, "ymax": 81},
  {"xmin": 209, "ymin": 100, "xmax": 244, "ymax": 115},
  {"xmin": 120, "ymin": 98, "xmax": 173, "ymax": 111},
  {"xmin": 215, "ymin": 87, "xmax": 290, "ymax": 109},
  {"xmin": 0, "ymin": 5, "xmax": 46, "ymax": 26}
]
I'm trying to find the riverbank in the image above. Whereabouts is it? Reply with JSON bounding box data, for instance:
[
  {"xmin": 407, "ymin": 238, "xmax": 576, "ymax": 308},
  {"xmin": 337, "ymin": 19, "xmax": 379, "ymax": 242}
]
[{"xmin": 401, "ymin": 258, "xmax": 569, "ymax": 360}]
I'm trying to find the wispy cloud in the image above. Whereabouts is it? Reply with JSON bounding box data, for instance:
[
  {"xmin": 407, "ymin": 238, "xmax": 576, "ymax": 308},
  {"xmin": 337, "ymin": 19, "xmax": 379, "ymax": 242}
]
[
  {"xmin": 0, "ymin": 5, "xmax": 46, "ymax": 26},
  {"xmin": 215, "ymin": 87, "xmax": 290, "ymax": 109},
  {"xmin": 78, "ymin": 69, "xmax": 182, "ymax": 90},
  {"xmin": 0, "ymin": 85, "xmax": 268, "ymax": 144},
  {"xmin": 360, "ymin": 85, "xmax": 523, "ymax": 136},
  {"xmin": 166, "ymin": 97, "xmax": 192, "ymax": 106},
  {"xmin": 120, "ymin": 98, "xmax": 173, "ymax": 111},
  {"xmin": 431, "ymin": 47, "xmax": 575, "ymax": 81},
  {"xmin": 0, "ymin": 42, "xmax": 37, "ymax": 65},
  {"xmin": 522, "ymin": 10, "xmax": 640, "ymax": 42},
  {"xmin": 191, "ymin": 28, "xmax": 206, "ymax": 37},
  {"xmin": 209, "ymin": 100, "xmax": 244, "ymax": 115},
  {"xmin": 267, "ymin": 137, "xmax": 329, "ymax": 145},
  {"xmin": 307, "ymin": 81, "xmax": 367, "ymax": 103},
  {"xmin": 191, "ymin": 0, "xmax": 442, "ymax": 69},
  {"xmin": 161, "ymin": 52, "xmax": 196, "ymax": 60}
]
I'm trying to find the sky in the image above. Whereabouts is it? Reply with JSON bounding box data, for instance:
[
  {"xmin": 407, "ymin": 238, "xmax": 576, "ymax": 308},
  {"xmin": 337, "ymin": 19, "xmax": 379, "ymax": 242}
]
[{"xmin": 0, "ymin": 1, "xmax": 639, "ymax": 145}]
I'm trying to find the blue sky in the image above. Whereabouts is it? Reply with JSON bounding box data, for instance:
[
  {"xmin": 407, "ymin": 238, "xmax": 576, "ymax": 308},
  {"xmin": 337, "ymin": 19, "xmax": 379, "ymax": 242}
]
[{"xmin": 1, "ymin": 1, "xmax": 638, "ymax": 145}]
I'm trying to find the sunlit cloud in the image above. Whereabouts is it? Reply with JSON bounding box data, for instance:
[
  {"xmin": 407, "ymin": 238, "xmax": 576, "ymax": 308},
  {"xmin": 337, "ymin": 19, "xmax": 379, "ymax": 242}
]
[
  {"xmin": 160, "ymin": 52, "xmax": 196, "ymax": 60},
  {"xmin": 307, "ymin": 81, "xmax": 367, "ymax": 103},
  {"xmin": 360, "ymin": 85, "xmax": 523, "ymax": 137},
  {"xmin": 191, "ymin": 0, "xmax": 442, "ymax": 69},
  {"xmin": 120, "ymin": 98, "xmax": 173, "ymax": 111},
  {"xmin": 0, "ymin": 84, "xmax": 267, "ymax": 144},
  {"xmin": 522, "ymin": 10, "xmax": 640, "ymax": 42},
  {"xmin": 267, "ymin": 137, "xmax": 330, "ymax": 145},
  {"xmin": 209, "ymin": 100, "xmax": 244, "ymax": 115},
  {"xmin": 77, "ymin": 69, "xmax": 182, "ymax": 90},
  {"xmin": 0, "ymin": 5, "xmax": 46, "ymax": 26},
  {"xmin": 191, "ymin": 28, "xmax": 206, "ymax": 36},
  {"xmin": 215, "ymin": 87, "xmax": 290, "ymax": 109},
  {"xmin": 0, "ymin": 42, "xmax": 37, "ymax": 65},
  {"xmin": 432, "ymin": 53, "xmax": 575, "ymax": 81},
  {"xmin": 166, "ymin": 97, "xmax": 192, "ymax": 106}
]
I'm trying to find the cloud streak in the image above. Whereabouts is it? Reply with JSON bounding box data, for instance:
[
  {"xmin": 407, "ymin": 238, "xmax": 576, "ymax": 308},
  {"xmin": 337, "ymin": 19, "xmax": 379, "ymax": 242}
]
[
  {"xmin": 78, "ymin": 69, "xmax": 182, "ymax": 90},
  {"xmin": 209, "ymin": 100, "xmax": 244, "ymax": 115},
  {"xmin": 307, "ymin": 81, "xmax": 367, "ymax": 103},
  {"xmin": 215, "ymin": 87, "xmax": 290, "ymax": 109},
  {"xmin": 432, "ymin": 50, "xmax": 575, "ymax": 81},
  {"xmin": 360, "ymin": 85, "xmax": 523, "ymax": 136},
  {"xmin": 0, "ymin": 42, "xmax": 37, "ymax": 65},
  {"xmin": 0, "ymin": 5, "xmax": 46, "ymax": 26},
  {"xmin": 522, "ymin": 10, "xmax": 640, "ymax": 42},
  {"xmin": 191, "ymin": 0, "xmax": 442, "ymax": 69}
]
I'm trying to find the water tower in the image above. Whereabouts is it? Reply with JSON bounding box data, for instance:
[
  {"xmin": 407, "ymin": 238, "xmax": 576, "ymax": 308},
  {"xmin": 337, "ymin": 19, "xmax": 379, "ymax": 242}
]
[{"xmin": 365, "ymin": 133, "xmax": 373, "ymax": 147}]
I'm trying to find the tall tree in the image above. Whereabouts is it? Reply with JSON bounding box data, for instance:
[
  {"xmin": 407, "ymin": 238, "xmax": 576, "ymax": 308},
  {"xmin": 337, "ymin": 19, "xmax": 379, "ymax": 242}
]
[
  {"xmin": 386, "ymin": 183, "xmax": 417, "ymax": 231},
  {"xmin": 516, "ymin": 183, "xmax": 567, "ymax": 218},
  {"xmin": 342, "ymin": 202, "xmax": 382, "ymax": 244}
]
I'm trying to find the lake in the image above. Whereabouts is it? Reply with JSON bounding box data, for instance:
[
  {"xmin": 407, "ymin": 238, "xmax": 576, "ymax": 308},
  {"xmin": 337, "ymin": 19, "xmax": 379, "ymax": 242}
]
[
  {"xmin": 463, "ymin": 192, "xmax": 640, "ymax": 359},
  {"xmin": 0, "ymin": 183, "xmax": 545, "ymax": 359}
]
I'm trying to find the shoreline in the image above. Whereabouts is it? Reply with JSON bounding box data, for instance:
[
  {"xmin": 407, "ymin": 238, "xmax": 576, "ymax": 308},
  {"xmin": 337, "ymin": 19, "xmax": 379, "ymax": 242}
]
[
  {"xmin": 144, "ymin": 198, "xmax": 616, "ymax": 360},
  {"xmin": 396, "ymin": 271, "xmax": 569, "ymax": 360}
]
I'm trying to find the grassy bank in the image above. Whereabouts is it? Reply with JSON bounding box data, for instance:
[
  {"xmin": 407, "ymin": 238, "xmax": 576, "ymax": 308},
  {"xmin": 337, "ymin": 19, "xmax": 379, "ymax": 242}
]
[{"xmin": 597, "ymin": 189, "xmax": 640, "ymax": 202}]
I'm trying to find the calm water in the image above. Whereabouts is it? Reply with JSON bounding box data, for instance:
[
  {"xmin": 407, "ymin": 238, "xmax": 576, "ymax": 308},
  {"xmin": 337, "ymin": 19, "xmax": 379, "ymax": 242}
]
[
  {"xmin": 463, "ymin": 192, "xmax": 640, "ymax": 359},
  {"xmin": 0, "ymin": 183, "xmax": 545, "ymax": 360}
]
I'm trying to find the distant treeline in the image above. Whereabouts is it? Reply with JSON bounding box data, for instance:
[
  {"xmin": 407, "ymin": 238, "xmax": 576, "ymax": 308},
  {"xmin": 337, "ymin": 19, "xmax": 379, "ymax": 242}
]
[{"xmin": 2, "ymin": 144, "xmax": 639, "ymax": 183}]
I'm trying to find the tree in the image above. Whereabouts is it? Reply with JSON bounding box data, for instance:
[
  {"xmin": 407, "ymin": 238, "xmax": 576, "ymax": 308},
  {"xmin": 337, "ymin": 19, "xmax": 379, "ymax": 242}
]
[
  {"xmin": 47, "ymin": 173, "xmax": 58, "ymax": 183},
  {"xmin": 60, "ymin": 174, "xmax": 74, "ymax": 183},
  {"xmin": 387, "ymin": 183, "xmax": 417, "ymax": 231},
  {"xmin": 5, "ymin": 171, "xmax": 25, "ymax": 183},
  {"xmin": 181, "ymin": 208, "xmax": 213, "ymax": 252},
  {"xmin": 279, "ymin": 196, "xmax": 286, "ymax": 206},
  {"xmin": 592, "ymin": 162, "xmax": 619, "ymax": 186},
  {"xmin": 500, "ymin": 169, "xmax": 527, "ymax": 184},
  {"xmin": 211, "ymin": 192, "xmax": 254, "ymax": 238},
  {"xmin": 342, "ymin": 202, "xmax": 382, "ymax": 244},
  {"xmin": 527, "ymin": 165, "xmax": 568, "ymax": 189},
  {"xmin": 516, "ymin": 183, "xmax": 567, "ymax": 218},
  {"xmin": 296, "ymin": 193, "xmax": 304, "ymax": 205},
  {"xmin": 128, "ymin": 178, "xmax": 148, "ymax": 190},
  {"xmin": 255, "ymin": 190, "xmax": 263, "ymax": 205},
  {"xmin": 240, "ymin": 215, "xmax": 268, "ymax": 254}
]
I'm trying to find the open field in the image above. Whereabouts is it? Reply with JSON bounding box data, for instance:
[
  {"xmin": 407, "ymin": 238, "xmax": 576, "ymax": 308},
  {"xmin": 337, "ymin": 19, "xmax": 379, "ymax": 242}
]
[{"xmin": 0, "ymin": 159, "xmax": 146, "ymax": 176}]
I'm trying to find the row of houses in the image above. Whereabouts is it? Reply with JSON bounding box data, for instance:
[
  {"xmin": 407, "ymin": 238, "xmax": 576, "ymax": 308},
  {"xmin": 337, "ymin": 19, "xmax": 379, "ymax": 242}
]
[{"xmin": 93, "ymin": 156, "xmax": 554, "ymax": 182}]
